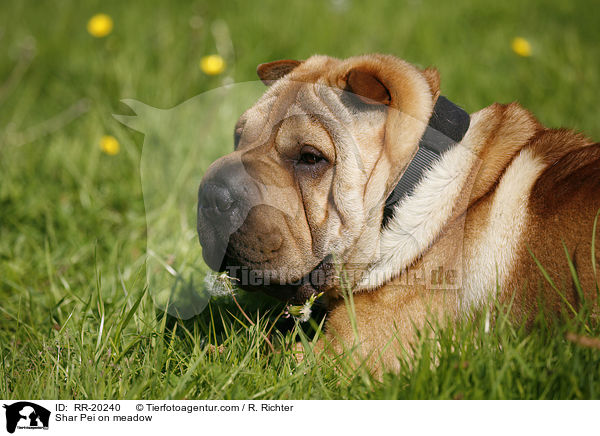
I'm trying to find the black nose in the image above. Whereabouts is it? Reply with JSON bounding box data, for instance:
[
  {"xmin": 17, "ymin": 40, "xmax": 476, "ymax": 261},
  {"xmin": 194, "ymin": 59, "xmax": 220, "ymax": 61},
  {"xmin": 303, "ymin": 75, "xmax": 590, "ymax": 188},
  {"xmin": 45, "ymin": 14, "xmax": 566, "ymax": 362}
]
[
  {"xmin": 198, "ymin": 183, "xmax": 237, "ymax": 222},
  {"xmin": 197, "ymin": 155, "xmax": 256, "ymax": 270},
  {"xmin": 197, "ymin": 180, "xmax": 242, "ymax": 271}
]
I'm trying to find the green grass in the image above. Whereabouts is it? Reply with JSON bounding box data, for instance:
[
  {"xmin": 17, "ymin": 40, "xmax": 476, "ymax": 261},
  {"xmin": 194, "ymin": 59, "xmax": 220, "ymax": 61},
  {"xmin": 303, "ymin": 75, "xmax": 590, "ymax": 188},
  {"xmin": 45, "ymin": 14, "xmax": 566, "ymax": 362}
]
[{"xmin": 1, "ymin": 0, "xmax": 600, "ymax": 399}]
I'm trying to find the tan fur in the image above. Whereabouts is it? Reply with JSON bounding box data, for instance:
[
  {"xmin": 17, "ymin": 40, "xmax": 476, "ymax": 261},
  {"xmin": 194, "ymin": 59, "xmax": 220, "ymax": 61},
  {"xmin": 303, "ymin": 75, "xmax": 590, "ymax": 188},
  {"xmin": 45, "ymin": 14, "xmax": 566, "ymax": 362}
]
[
  {"xmin": 323, "ymin": 99, "xmax": 600, "ymax": 375},
  {"xmin": 199, "ymin": 54, "xmax": 600, "ymax": 375}
]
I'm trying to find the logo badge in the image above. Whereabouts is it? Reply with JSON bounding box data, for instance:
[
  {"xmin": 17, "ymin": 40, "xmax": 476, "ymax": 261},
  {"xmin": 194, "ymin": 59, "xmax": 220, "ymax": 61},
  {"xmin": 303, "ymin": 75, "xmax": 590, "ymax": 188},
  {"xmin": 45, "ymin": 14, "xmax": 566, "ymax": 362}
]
[{"xmin": 3, "ymin": 402, "xmax": 50, "ymax": 434}]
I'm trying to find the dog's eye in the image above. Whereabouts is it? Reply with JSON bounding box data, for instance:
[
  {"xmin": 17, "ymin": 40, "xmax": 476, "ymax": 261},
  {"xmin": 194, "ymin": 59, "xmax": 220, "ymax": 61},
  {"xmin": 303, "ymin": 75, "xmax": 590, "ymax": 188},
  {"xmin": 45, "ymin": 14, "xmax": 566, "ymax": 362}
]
[
  {"xmin": 299, "ymin": 152, "xmax": 323, "ymax": 165},
  {"xmin": 298, "ymin": 145, "xmax": 326, "ymax": 165}
]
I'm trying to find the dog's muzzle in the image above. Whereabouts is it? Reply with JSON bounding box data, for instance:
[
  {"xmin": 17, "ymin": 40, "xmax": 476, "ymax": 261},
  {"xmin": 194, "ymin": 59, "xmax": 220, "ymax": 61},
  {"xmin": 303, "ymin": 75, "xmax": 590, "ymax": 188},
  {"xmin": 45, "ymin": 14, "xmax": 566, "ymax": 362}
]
[
  {"xmin": 197, "ymin": 157, "xmax": 255, "ymax": 271},
  {"xmin": 197, "ymin": 154, "xmax": 336, "ymax": 303}
]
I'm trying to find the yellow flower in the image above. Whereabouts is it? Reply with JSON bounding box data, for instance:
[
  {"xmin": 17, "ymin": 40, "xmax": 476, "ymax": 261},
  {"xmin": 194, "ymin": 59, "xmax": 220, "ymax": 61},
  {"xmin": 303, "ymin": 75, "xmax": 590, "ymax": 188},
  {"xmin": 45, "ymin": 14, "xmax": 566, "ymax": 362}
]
[
  {"xmin": 200, "ymin": 54, "xmax": 226, "ymax": 75},
  {"xmin": 511, "ymin": 37, "xmax": 532, "ymax": 57},
  {"xmin": 100, "ymin": 135, "xmax": 120, "ymax": 155},
  {"xmin": 87, "ymin": 13, "xmax": 113, "ymax": 38}
]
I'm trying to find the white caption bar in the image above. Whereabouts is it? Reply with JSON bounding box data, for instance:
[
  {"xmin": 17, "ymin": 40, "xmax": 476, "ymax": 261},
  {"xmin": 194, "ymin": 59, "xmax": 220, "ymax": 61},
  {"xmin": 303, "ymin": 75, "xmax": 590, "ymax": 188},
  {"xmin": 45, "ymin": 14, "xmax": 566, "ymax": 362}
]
[{"xmin": 0, "ymin": 400, "xmax": 597, "ymax": 436}]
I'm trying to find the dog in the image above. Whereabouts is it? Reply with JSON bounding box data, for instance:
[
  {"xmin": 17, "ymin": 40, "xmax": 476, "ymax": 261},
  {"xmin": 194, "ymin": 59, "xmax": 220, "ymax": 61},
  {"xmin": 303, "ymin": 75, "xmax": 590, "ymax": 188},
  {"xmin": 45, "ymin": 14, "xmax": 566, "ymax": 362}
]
[{"xmin": 197, "ymin": 54, "xmax": 600, "ymax": 372}]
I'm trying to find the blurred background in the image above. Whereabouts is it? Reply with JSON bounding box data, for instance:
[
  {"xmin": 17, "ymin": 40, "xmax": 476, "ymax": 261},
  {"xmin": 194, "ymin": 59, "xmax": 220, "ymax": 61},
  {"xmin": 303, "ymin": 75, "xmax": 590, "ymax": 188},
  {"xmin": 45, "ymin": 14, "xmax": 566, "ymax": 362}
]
[{"xmin": 1, "ymin": 0, "xmax": 599, "ymax": 338}]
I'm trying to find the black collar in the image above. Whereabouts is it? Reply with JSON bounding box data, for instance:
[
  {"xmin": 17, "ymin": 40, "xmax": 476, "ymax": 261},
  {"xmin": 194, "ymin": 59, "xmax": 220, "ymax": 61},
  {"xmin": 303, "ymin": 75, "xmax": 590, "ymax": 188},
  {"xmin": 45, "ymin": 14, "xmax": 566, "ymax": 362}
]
[{"xmin": 382, "ymin": 96, "xmax": 470, "ymax": 228}]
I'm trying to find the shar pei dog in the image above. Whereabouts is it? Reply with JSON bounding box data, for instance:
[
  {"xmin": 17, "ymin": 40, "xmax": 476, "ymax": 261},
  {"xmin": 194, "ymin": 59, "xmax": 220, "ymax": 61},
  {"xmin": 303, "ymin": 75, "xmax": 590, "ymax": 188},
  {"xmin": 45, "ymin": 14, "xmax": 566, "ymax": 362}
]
[{"xmin": 197, "ymin": 54, "xmax": 600, "ymax": 372}]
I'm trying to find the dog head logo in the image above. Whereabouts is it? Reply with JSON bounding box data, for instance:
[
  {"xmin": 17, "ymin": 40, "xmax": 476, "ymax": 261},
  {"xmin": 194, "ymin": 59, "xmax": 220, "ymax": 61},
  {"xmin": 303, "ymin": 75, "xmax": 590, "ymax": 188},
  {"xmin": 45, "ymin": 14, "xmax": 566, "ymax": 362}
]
[
  {"xmin": 114, "ymin": 82, "xmax": 269, "ymax": 318},
  {"xmin": 3, "ymin": 402, "xmax": 50, "ymax": 433}
]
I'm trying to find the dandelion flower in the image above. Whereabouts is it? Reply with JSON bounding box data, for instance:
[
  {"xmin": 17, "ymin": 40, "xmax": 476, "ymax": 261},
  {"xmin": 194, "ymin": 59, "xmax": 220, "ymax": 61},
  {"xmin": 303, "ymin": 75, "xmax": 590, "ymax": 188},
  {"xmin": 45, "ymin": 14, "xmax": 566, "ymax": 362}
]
[
  {"xmin": 511, "ymin": 37, "xmax": 532, "ymax": 57},
  {"xmin": 286, "ymin": 292, "xmax": 323, "ymax": 323},
  {"xmin": 204, "ymin": 271, "xmax": 236, "ymax": 297},
  {"xmin": 200, "ymin": 54, "xmax": 226, "ymax": 75},
  {"xmin": 99, "ymin": 135, "xmax": 120, "ymax": 155},
  {"xmin": 87, "ymin": 13, "xmax": 113, "ymax": 38}
]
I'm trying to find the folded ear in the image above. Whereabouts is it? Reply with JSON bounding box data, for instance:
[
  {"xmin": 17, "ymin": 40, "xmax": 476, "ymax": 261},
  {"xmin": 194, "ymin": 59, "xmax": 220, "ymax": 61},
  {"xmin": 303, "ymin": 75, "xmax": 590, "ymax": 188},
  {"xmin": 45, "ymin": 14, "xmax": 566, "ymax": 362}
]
[
  {"xmin": 334, "ymin": 55, "xmax": 437, "ymax": 196},
  {"xmin": 341, "ymin": 63, "xmax": 440, "ymax": 107},
  {"xmin": 336, "ymin": 56, "xmax": 436, "ymax": 115},
  {"xmin": 345, "ymin": 69, "xmax": 391, "ymax": 105},
  {"xmin": 256, "ymin": 59, "xmax": 301, "ymax": 85}
]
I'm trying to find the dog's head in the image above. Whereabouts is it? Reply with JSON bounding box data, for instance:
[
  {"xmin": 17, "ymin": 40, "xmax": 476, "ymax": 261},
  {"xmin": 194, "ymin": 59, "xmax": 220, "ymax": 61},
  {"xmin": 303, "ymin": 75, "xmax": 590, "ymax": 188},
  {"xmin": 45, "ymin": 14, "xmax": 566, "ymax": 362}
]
[{"xmin": 197, "ymin": 54, "xmax": 440, "ymax": 301}]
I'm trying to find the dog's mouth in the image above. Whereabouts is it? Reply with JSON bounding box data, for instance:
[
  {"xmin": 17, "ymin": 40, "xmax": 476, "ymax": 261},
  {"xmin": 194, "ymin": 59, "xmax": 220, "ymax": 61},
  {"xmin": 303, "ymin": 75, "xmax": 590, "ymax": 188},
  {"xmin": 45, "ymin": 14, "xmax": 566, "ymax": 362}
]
[{"xmin": 220, "ymin": 254, "xmax": 336, "ymax": 304}]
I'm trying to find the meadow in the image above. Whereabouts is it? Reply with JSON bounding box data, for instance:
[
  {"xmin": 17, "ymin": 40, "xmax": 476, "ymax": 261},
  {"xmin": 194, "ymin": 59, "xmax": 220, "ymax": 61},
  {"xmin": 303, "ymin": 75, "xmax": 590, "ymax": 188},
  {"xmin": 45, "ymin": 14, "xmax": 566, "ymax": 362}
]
[{"xmin": 1, "ymin": 0, "xmax": 599, "ymax": 399}]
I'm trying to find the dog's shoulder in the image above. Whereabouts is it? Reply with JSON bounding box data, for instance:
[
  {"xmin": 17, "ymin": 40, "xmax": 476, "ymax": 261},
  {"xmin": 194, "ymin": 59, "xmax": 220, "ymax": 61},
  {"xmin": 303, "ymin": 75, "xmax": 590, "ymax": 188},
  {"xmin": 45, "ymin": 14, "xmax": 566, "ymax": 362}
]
[
  {"xmin": 468, "ymin": 102, "xmax": 598, "ymax": 207},
  {"xmin": 466, "ymin": 102, "xmax": 542, "ymax": 203}
]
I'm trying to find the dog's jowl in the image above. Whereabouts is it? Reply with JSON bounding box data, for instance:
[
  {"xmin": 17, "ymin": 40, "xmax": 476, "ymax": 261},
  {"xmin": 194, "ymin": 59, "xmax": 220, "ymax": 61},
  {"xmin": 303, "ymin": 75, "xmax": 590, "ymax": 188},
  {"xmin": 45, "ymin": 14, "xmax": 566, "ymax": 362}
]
[{"xmin": 197, "ymin": 54, "xmax": 600, "ymax": 373}]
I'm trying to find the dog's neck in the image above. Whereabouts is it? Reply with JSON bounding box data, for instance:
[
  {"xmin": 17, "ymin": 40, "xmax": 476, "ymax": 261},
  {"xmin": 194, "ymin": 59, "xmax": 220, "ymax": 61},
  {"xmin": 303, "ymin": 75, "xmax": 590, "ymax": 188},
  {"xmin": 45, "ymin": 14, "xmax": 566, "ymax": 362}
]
[
  {"xmin": 354, "ymin": 96, "xmax": 475, "ymax": 291},
  {"xmin": 382, "ymin": 96, "xmax": 470, "ymax": 227}
]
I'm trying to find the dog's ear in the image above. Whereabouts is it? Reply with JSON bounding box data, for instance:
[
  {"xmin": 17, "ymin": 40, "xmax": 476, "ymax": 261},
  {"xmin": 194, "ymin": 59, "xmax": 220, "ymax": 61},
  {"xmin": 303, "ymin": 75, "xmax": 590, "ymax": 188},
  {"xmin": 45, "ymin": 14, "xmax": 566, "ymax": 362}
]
[
  {"xmin": 336, "ymin": 55, "xmax": 438, "ymax": 196},
  {"xmin": 344, "ymin": 69, "xmax": 391, "ymax": 105},
  {"xmin": 257, "ymin": 60, "xmax": 301, "ymax": 85},
  {"xmin": 421, "ymin": 67, "xmax": 441, "ymax": 101},
  {"xmin": 339, "ymin": 58, "xmax": 438, "ymax": 110}
]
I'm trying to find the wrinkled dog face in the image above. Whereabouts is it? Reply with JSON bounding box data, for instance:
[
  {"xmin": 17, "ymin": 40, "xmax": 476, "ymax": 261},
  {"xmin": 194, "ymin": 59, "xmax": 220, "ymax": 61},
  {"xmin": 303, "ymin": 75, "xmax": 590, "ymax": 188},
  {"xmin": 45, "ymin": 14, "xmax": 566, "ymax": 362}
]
[{"xmin": 197, "ymin": 55, "xmax": 437, "ymax": 300}]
